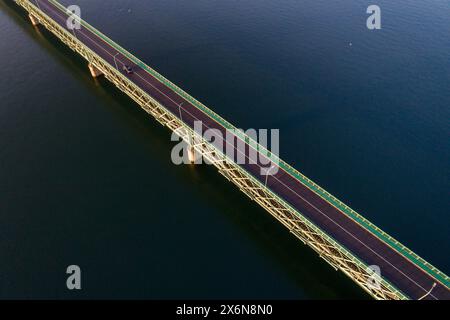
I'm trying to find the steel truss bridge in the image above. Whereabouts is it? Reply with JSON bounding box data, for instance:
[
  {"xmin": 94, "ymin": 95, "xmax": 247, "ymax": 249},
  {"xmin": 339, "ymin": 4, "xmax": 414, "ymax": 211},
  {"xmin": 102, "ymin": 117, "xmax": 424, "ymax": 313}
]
[{"xmin": 11, "ymin": 0, "xmax": 450, "ymax": 300}]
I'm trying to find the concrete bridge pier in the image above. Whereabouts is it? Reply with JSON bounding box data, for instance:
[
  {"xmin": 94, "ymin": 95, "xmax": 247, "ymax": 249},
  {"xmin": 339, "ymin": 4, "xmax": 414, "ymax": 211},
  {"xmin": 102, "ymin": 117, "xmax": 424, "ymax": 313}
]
[
  {"xmin": 29, "ymin": 14, "xmax": 39, "ymax": 26},
  {"xmin": 88, "ymin": 63, "xmax": 103, "ymax": 78},
  {"xmin": 187, "ymin": 145, "xmax": 198, "ymax": 164}
]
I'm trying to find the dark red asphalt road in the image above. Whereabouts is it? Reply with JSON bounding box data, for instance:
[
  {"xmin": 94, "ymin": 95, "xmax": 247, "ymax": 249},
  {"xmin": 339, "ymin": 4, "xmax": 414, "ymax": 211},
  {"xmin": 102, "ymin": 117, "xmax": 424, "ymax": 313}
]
[{"xmin": 34, "ymin": 0, "xmax": 449, "ymax": 300}]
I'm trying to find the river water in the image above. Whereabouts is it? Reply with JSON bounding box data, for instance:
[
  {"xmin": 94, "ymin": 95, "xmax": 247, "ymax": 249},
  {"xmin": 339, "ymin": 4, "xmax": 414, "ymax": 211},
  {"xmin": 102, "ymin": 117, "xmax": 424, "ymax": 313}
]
[{"xmin": 0, "ymin": 0, "xmax": 448, "ymax": 298}]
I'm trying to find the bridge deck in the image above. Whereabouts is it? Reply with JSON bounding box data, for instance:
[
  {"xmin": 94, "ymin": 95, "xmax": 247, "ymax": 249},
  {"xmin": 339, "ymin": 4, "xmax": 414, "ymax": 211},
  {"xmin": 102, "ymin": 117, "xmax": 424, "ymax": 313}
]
[{"xmin": 26, "ymin": 0, "xmax": 450, "ymax": 299}]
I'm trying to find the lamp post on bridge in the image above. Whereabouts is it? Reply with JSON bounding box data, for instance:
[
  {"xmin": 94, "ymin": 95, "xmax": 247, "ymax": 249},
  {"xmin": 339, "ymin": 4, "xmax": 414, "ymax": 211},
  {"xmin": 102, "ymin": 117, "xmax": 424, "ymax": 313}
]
[
  {"xmin": 264, "ymin": 164, "xmax": 276, "ymax": 187},
  {"xmin": 419, "ymin": 282, "xmax": 437, "ymax": 300},
  {"xmin": 113, "ymin": 53, "xmax": 120, "ymax": 71},
  {"xmin": 178, "ymin": 102, "xmax": 184, "ymax": 122},
  {"xmin": 72, "ymin": 28, "xmax": 78, "ymax": 40}
]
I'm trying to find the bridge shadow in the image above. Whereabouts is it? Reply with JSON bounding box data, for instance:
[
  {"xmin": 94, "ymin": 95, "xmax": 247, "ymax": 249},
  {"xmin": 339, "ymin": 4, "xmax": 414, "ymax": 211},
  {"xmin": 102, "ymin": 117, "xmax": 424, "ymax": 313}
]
[{"xmin": 0, "ymin": 0, "xmax": 369, "ymax": 299}]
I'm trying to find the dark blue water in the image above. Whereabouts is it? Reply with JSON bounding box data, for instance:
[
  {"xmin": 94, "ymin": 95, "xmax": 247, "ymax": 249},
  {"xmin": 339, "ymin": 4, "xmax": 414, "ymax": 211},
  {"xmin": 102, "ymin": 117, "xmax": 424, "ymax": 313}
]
[{"xmin": 0, "ymin": 0, "xmax": 448, "ymax": 298}]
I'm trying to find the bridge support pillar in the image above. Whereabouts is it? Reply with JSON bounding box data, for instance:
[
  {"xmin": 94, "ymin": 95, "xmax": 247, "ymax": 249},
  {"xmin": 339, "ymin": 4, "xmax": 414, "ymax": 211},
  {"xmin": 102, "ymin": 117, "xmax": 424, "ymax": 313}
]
[
  {"xmin": 29, "ymin": 14, "xmax": 39, "ymax": 26},
  {"xmin": 88, "ymin": 63, "xmax": 103, "ymax": 78},
  {"xmin": 187, "ymin": 145, "xmax": 198, "ymax": 164}
]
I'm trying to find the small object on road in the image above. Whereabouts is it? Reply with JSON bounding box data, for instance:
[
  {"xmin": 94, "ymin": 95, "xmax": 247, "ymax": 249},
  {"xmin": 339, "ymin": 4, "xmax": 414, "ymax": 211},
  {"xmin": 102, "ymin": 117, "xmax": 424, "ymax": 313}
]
[{"xmin": 122, "ymin": 64, "xmax": 133, "ymax": 74}]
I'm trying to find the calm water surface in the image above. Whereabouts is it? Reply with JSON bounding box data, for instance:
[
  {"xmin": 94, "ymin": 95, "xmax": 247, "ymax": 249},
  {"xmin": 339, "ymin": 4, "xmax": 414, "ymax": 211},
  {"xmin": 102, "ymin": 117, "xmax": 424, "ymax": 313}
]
[{"xmin": 0, "ymin": 0, "xmax": 449, "ymax": 298}]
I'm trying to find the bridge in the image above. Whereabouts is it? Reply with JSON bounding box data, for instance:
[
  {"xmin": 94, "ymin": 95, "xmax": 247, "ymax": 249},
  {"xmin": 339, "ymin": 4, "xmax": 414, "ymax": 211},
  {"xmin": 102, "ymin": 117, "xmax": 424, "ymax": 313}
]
[{"xmin": 13, "ymin": 0, "xmax": 450, "ymax": 300}]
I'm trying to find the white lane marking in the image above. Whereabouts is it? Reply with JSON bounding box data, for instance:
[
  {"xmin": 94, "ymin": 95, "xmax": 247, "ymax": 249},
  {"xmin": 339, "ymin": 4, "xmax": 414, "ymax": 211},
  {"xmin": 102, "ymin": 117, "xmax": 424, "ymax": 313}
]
[{"xmin": 42, "ymin": 0, "xmax": 439, "ymax": 299}]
